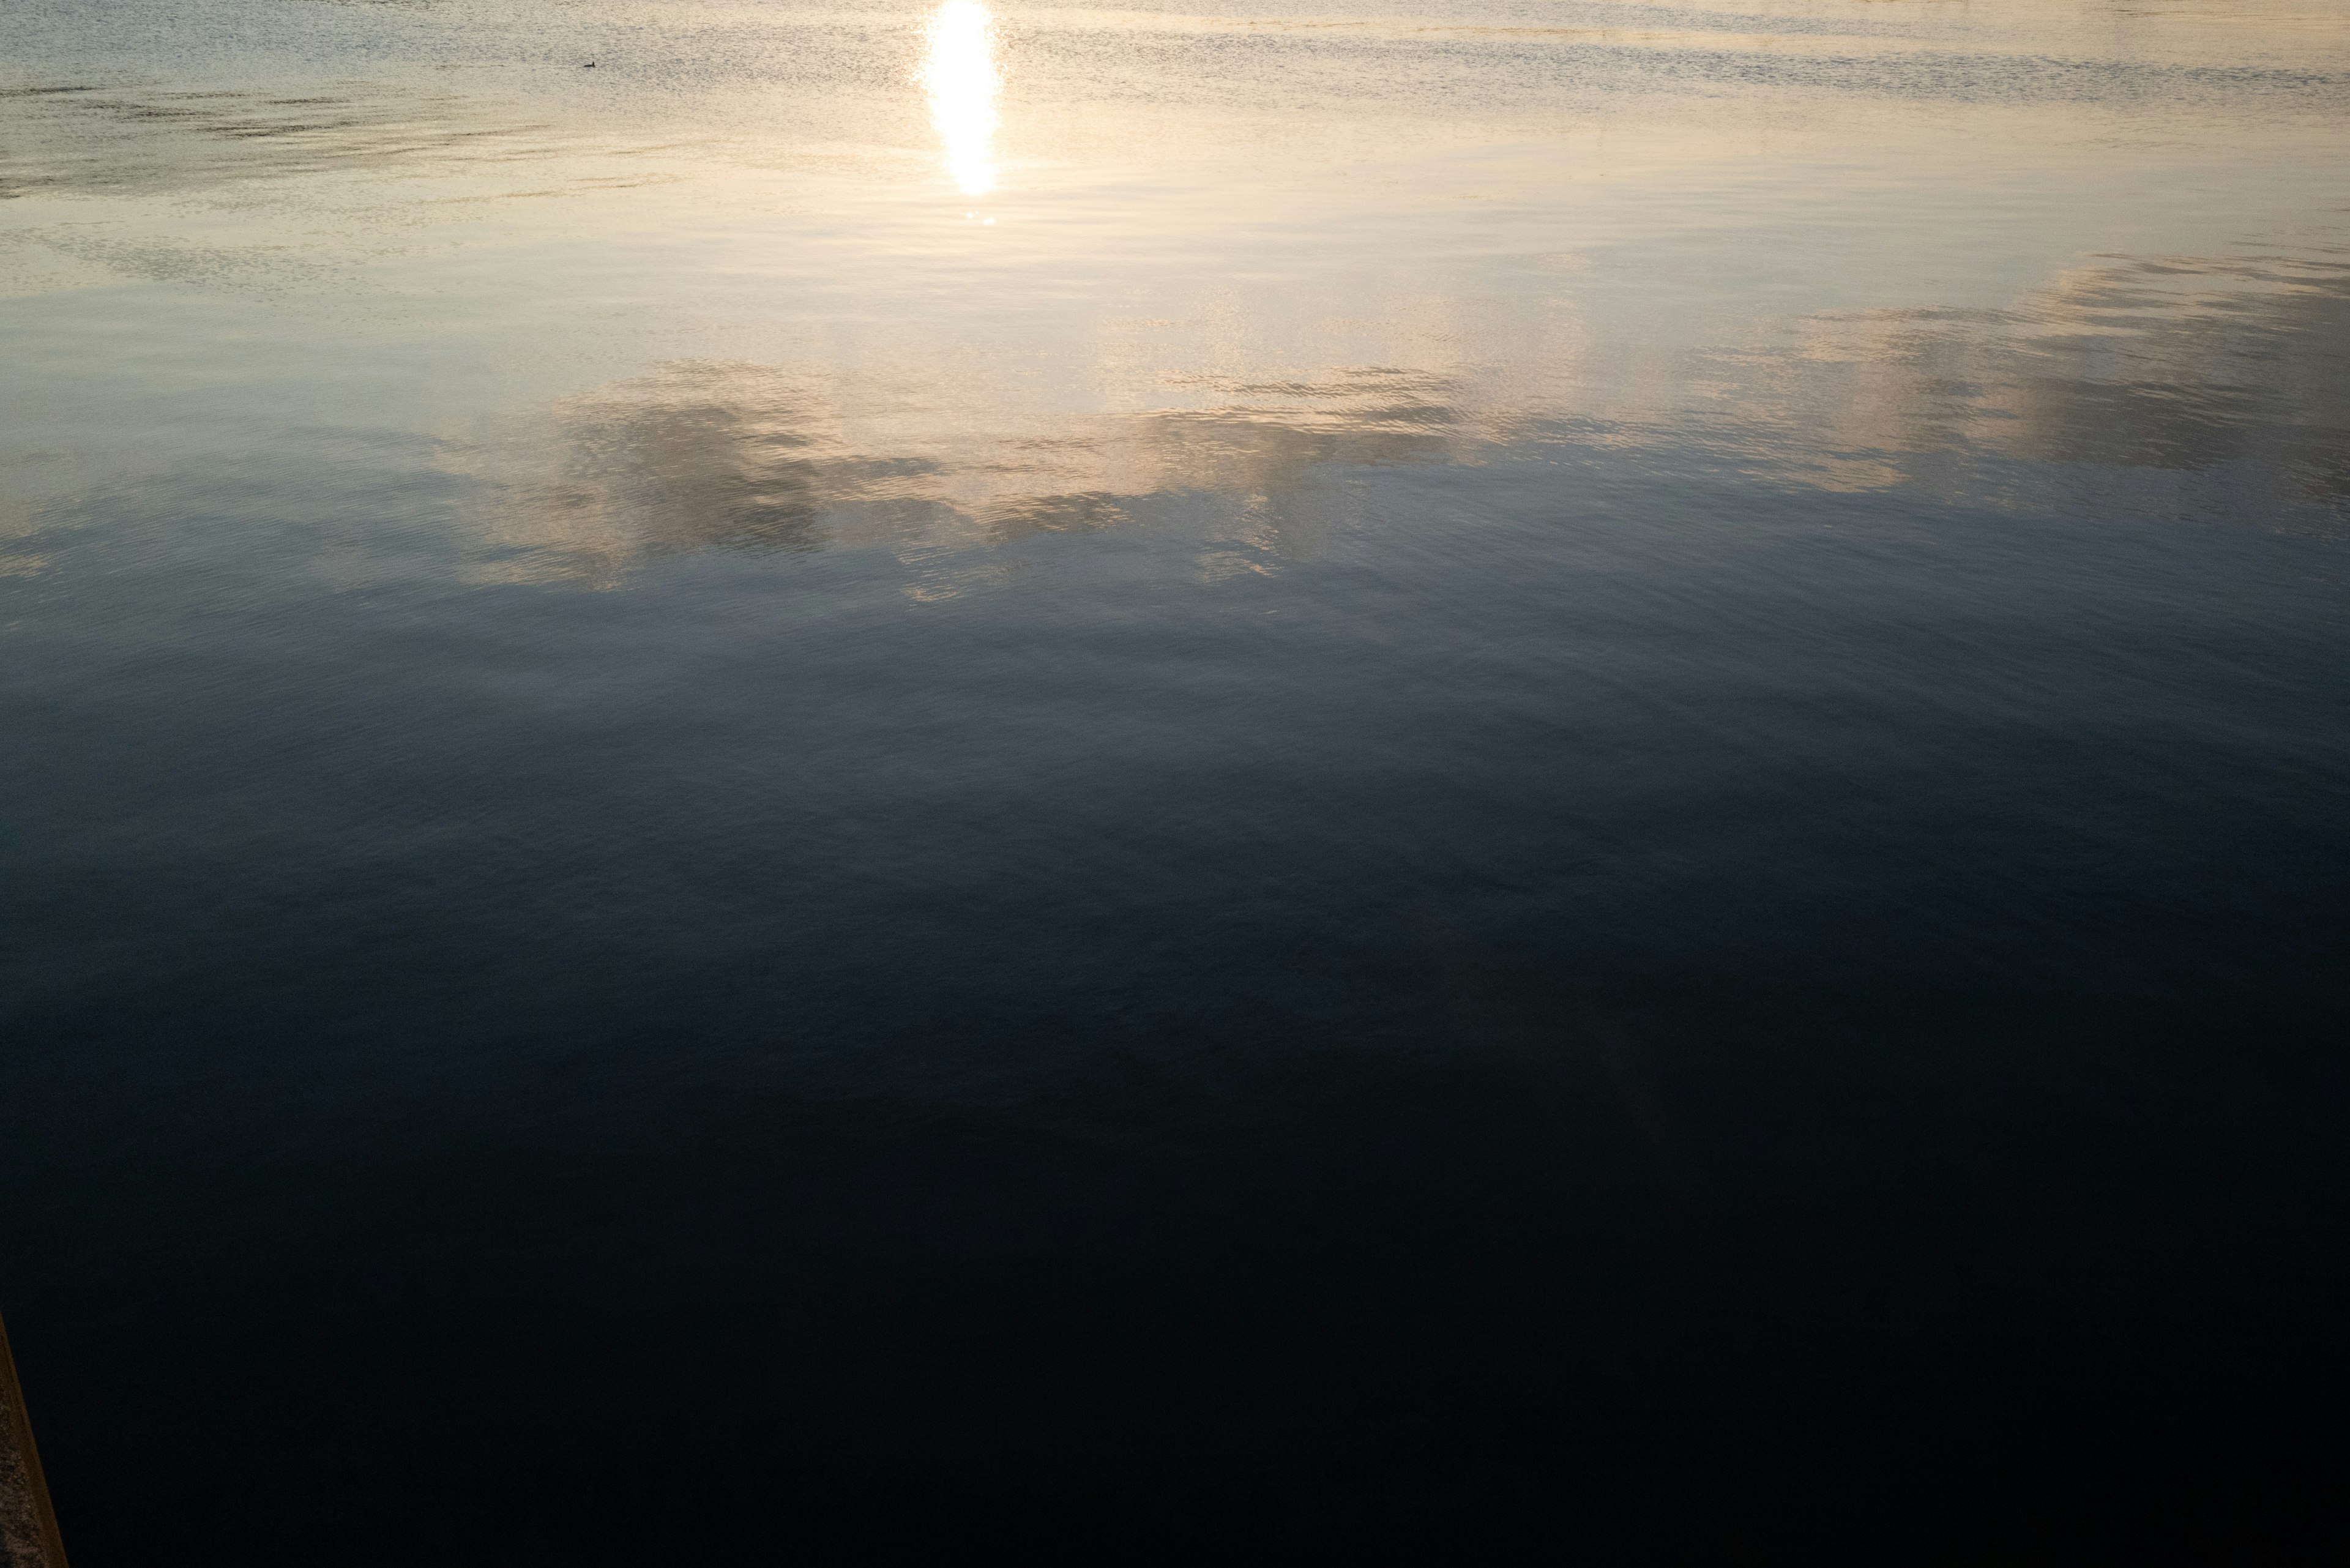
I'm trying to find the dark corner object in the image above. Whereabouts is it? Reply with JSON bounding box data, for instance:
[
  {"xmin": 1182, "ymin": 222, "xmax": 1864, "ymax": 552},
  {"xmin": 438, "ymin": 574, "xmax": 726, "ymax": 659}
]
[{"xmin": 0, "ymin": 1313, "xmax": 69, "ymax": 1568}]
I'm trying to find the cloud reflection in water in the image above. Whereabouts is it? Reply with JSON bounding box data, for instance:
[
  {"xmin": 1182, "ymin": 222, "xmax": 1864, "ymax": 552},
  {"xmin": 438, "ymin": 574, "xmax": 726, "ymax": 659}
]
[
  {"xmin": 438, "ymin": 247, "xmax": 2350, "ymax": 588},
  {"xmin": 447, "ymin": 362, "xmax": 1465, "ymax": 586}
]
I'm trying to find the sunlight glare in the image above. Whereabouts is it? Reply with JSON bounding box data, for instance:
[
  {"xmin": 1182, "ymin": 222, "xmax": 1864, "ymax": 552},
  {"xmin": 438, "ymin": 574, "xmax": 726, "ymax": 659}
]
[{"xmin": 920, "ymin": 0, "xmax": 999, "ymax": 196}]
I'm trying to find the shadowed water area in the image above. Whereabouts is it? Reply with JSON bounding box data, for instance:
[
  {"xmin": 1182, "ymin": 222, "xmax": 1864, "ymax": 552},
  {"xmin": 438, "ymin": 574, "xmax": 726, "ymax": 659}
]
[{"xmin": 3, "ymin": 0, "xmax": 2349, "ymax": 1560}]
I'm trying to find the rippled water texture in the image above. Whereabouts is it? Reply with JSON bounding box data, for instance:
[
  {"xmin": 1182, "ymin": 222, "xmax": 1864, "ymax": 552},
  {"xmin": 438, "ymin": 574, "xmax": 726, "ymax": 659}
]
[{"xmin": 4, "ymin": 1, "xmax": 2349, "ymax": 1561}]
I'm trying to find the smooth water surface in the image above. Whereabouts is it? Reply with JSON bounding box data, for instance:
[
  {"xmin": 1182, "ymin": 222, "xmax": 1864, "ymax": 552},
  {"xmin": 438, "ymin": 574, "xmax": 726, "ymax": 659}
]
[{"xmin": 4, "ymin": 0, "xmax": 2349, "ymax": 1558}]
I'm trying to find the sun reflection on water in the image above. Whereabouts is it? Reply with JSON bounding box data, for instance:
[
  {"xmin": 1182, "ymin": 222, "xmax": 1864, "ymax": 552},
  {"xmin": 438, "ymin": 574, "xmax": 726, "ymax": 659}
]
[{"xmin": 920, "ymin": 0, "xmax": 999, "ymax": 196}]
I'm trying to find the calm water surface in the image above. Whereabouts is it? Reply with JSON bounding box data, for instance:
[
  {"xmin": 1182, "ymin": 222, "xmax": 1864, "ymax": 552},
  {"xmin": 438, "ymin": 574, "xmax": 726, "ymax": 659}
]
[{"xmin": 4, "ymin": 0, "xmax": 2349, "ymax": 1559}]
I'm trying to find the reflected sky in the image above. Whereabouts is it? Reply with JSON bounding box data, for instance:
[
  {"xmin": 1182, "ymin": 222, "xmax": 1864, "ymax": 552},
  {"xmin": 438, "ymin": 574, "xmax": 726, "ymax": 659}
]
[
  {"xmin": 445, "ymin": 359, "xmax": 1458, "ymax": 584},
  {"xmin": 417, "ymin": 245, "xmax": 2349, "ymax": 588},
  {"xmin": 2, "ymin": 0, "xmax": 2348, "ymax": 569}
]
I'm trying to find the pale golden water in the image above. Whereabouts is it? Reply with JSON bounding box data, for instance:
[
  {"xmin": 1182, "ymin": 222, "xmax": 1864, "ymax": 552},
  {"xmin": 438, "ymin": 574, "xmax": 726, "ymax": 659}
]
[
  {"xmin": 4, "ymin": 1, "xmax": 2350, "ymax": 1561},
  {"xmin": 6, "ymin": 0, "xmax": 2345, "ymax": 586}
]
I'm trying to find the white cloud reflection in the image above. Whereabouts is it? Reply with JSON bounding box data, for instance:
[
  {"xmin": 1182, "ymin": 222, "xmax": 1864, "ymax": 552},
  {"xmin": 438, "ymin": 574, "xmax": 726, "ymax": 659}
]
[{"xmin": 920, "ymin": 0, "xmax": 999, "ymax": 196}]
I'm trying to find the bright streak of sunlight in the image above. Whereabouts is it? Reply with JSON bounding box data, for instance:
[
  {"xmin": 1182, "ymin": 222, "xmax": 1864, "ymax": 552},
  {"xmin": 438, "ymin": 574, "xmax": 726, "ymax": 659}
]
[{"xmin": 921, "ymin": 0, "xmax": 999, "ymax": 196}]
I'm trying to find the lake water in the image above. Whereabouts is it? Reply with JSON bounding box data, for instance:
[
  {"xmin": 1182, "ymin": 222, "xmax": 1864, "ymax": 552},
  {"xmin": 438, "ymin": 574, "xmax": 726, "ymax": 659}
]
[{"xmin": 4, "ymin": 0, "xmax": 2348, "ymax": 1559}]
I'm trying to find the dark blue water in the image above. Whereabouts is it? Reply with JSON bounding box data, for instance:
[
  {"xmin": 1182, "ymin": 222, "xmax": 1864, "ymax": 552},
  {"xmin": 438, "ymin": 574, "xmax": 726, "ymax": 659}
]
[{"xmin": 4, "ymin": 0, "xmax": 2349, "ymax": 1558}]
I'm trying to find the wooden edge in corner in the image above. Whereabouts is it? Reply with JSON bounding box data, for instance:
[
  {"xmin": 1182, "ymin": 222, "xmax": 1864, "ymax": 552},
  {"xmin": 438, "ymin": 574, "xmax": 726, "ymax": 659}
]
[{"xmin": 0, "ymin": 1312, "xmax": 69, "ymax": 1568}]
